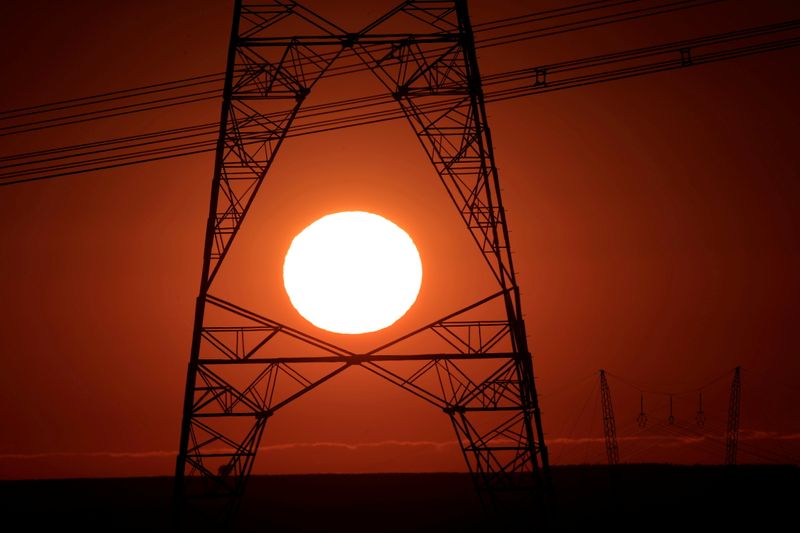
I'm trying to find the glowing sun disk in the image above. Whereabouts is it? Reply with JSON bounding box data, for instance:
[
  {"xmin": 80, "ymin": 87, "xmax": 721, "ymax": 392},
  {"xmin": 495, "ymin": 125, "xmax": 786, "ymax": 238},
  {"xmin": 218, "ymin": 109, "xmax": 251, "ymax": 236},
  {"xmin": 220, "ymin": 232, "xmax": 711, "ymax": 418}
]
[{"xmin": 283, "ymin": 211, "xmax": 423, "ymax": 334}]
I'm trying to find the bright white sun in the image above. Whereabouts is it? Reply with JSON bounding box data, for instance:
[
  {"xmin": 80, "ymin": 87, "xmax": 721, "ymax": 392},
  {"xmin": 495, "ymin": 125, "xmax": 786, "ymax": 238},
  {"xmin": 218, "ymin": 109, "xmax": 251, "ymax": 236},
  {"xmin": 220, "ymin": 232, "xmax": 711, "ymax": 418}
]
[{"xmin": 283, "ymin": 211, "xmax": 423, "ymax": 334}]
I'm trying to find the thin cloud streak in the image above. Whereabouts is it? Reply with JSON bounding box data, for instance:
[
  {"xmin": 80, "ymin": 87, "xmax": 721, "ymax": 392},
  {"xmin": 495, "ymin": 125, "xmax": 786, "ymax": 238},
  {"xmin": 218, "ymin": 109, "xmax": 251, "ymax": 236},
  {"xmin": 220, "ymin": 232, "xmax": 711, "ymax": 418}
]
[{"xmin": 1, "ymin": 431, "xmax": 798, "ymax": 461}]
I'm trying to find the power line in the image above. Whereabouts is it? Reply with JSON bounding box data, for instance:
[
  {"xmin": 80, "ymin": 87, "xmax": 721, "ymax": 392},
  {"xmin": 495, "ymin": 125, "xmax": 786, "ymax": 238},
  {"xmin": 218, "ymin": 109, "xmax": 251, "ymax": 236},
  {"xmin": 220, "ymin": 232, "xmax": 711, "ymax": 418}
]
[
  {"xmin": 478, "ymin": 0, "xmax": 726, "ymax": 49},
  {"xmin": 605, "ymin": 368, "xmax": 738, "ymax": 396},
  {"xmin": 0, "ymin": 122, "xmax": 218, "ymax": 164},
  {"xmin": 472, "ymin": 0, "xmax": 640, "ymax": 32},
  {"xmin": 2, "ymin": 16, "xmax": 797, "ymax": 186},
  {"xmin": 0, "ymin": 90, "xmax": 220, "ymax": 137},
  {"xmin": 0, "ymin": 0, "xmax": 723, "ymax": 133},
  {"xmin": 0, "ymin": 73, "xmax": 226, "ymax": 122}
]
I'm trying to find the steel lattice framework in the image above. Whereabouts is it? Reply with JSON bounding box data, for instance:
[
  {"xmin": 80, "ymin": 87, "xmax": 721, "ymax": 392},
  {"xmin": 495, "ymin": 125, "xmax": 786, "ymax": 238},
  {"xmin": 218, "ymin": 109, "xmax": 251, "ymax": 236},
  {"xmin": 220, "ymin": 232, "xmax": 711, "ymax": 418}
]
[
  {"xmin": 174, "ymin": 0, "xmax": 550, "ymax": 521},
  {"xmin": 725, "ymin": 366, "xmax": 741, "ymax": 465},
  {"xmin": 598, "ymin": 369, "xmax": 619, "ymax": 465}
]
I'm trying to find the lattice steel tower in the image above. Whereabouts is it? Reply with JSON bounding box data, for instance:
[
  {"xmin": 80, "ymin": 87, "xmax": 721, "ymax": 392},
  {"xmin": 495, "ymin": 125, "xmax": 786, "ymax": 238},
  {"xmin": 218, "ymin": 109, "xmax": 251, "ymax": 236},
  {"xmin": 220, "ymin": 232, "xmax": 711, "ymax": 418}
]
[
  {"xmin": 174, "ymin": 0, "xmax": 550, "ymax": 521},
  {"xmin": 725, "ymin": 366, "xmax": 741, "ymax": 465},
  {"xmin": 599, "ymin": 369, "xmax": 619, "ymax": 465}
]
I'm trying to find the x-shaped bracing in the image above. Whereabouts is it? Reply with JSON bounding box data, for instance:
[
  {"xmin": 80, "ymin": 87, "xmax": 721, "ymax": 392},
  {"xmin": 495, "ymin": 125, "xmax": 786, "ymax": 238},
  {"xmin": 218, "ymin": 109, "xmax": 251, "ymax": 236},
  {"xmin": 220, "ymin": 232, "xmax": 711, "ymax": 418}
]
[{"xmin": 176, "ymin": 0, "xmax": 549, "ymax": 522}]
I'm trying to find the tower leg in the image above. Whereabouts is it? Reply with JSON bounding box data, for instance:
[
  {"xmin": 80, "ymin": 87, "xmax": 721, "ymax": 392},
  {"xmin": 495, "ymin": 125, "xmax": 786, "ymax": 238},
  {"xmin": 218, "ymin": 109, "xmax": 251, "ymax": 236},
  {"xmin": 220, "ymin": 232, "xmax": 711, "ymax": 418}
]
[{"xmin": 725, "ymin": 366, "xmax": 741, "ymax": 465}]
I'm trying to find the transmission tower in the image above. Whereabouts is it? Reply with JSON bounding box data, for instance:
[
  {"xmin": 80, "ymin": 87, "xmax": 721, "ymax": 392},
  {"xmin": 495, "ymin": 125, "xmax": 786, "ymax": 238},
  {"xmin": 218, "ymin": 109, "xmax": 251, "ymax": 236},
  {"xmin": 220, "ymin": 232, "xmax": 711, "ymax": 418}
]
[
  {"xmin": 695, "ymin": 392, "xmax": 705, "ymax": 427},
  {"xmin": 725, "ymin": 366, "xmax": 741, "ymax": 465},
  {"xmin": 599, "ymin": 370, "xmax": 619, "ymax": 465},
  {"xmin": 174, "ymin": 0, "xmax": 550, "ymax": 522},
  {"xmin": 636, "ymin": 392, "xmax": 647, "ymax": 428}
]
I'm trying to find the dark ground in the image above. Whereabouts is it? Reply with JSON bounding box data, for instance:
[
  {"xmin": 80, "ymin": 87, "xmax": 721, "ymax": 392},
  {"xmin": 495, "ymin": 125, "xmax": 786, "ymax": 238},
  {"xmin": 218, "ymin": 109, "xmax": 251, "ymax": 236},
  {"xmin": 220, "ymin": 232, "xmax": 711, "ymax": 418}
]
[{"xmin": 1, "ymin": 465, "xmax": 797, "ymax": 531}]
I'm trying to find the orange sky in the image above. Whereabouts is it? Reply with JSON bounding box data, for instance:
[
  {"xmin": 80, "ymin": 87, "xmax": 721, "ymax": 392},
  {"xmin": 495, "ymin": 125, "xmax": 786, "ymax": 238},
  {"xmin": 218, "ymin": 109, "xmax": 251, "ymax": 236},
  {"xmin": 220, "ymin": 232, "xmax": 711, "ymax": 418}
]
[{"xmin": 1, "ymin": 0, "xmax": 799, "ymax": 479}]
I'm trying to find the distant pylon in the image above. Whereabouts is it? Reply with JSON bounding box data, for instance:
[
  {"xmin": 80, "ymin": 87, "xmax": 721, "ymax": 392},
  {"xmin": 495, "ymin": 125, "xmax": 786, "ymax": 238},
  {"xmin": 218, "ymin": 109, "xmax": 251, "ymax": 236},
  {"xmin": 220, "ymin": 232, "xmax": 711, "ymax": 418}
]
[
  {"xmin": 599, "ymin": 369, "xmax": 619, "ymax": 465},
  {"xmin": 725, "ymin": 366, "xmax": 742, "ymax": 465},
  {"xmin": 668, "ymin": 394, "xmax": 674, "ymax": 425},
  {"xmin": 695, "ymin": 392, "xmax": 705, "ymax": 427},
  {"xmin": 636, "ymin": 392, "xmax": 647, "ymax": 428}
]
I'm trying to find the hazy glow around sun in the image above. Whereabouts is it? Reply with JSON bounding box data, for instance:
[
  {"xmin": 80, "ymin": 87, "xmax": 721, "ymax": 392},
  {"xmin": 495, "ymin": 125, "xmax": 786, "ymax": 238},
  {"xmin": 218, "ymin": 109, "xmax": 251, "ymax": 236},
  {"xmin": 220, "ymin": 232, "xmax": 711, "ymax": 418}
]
[{"xmin": 283, "ymin": 211, "xmax": 423, "ymax": 334}]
